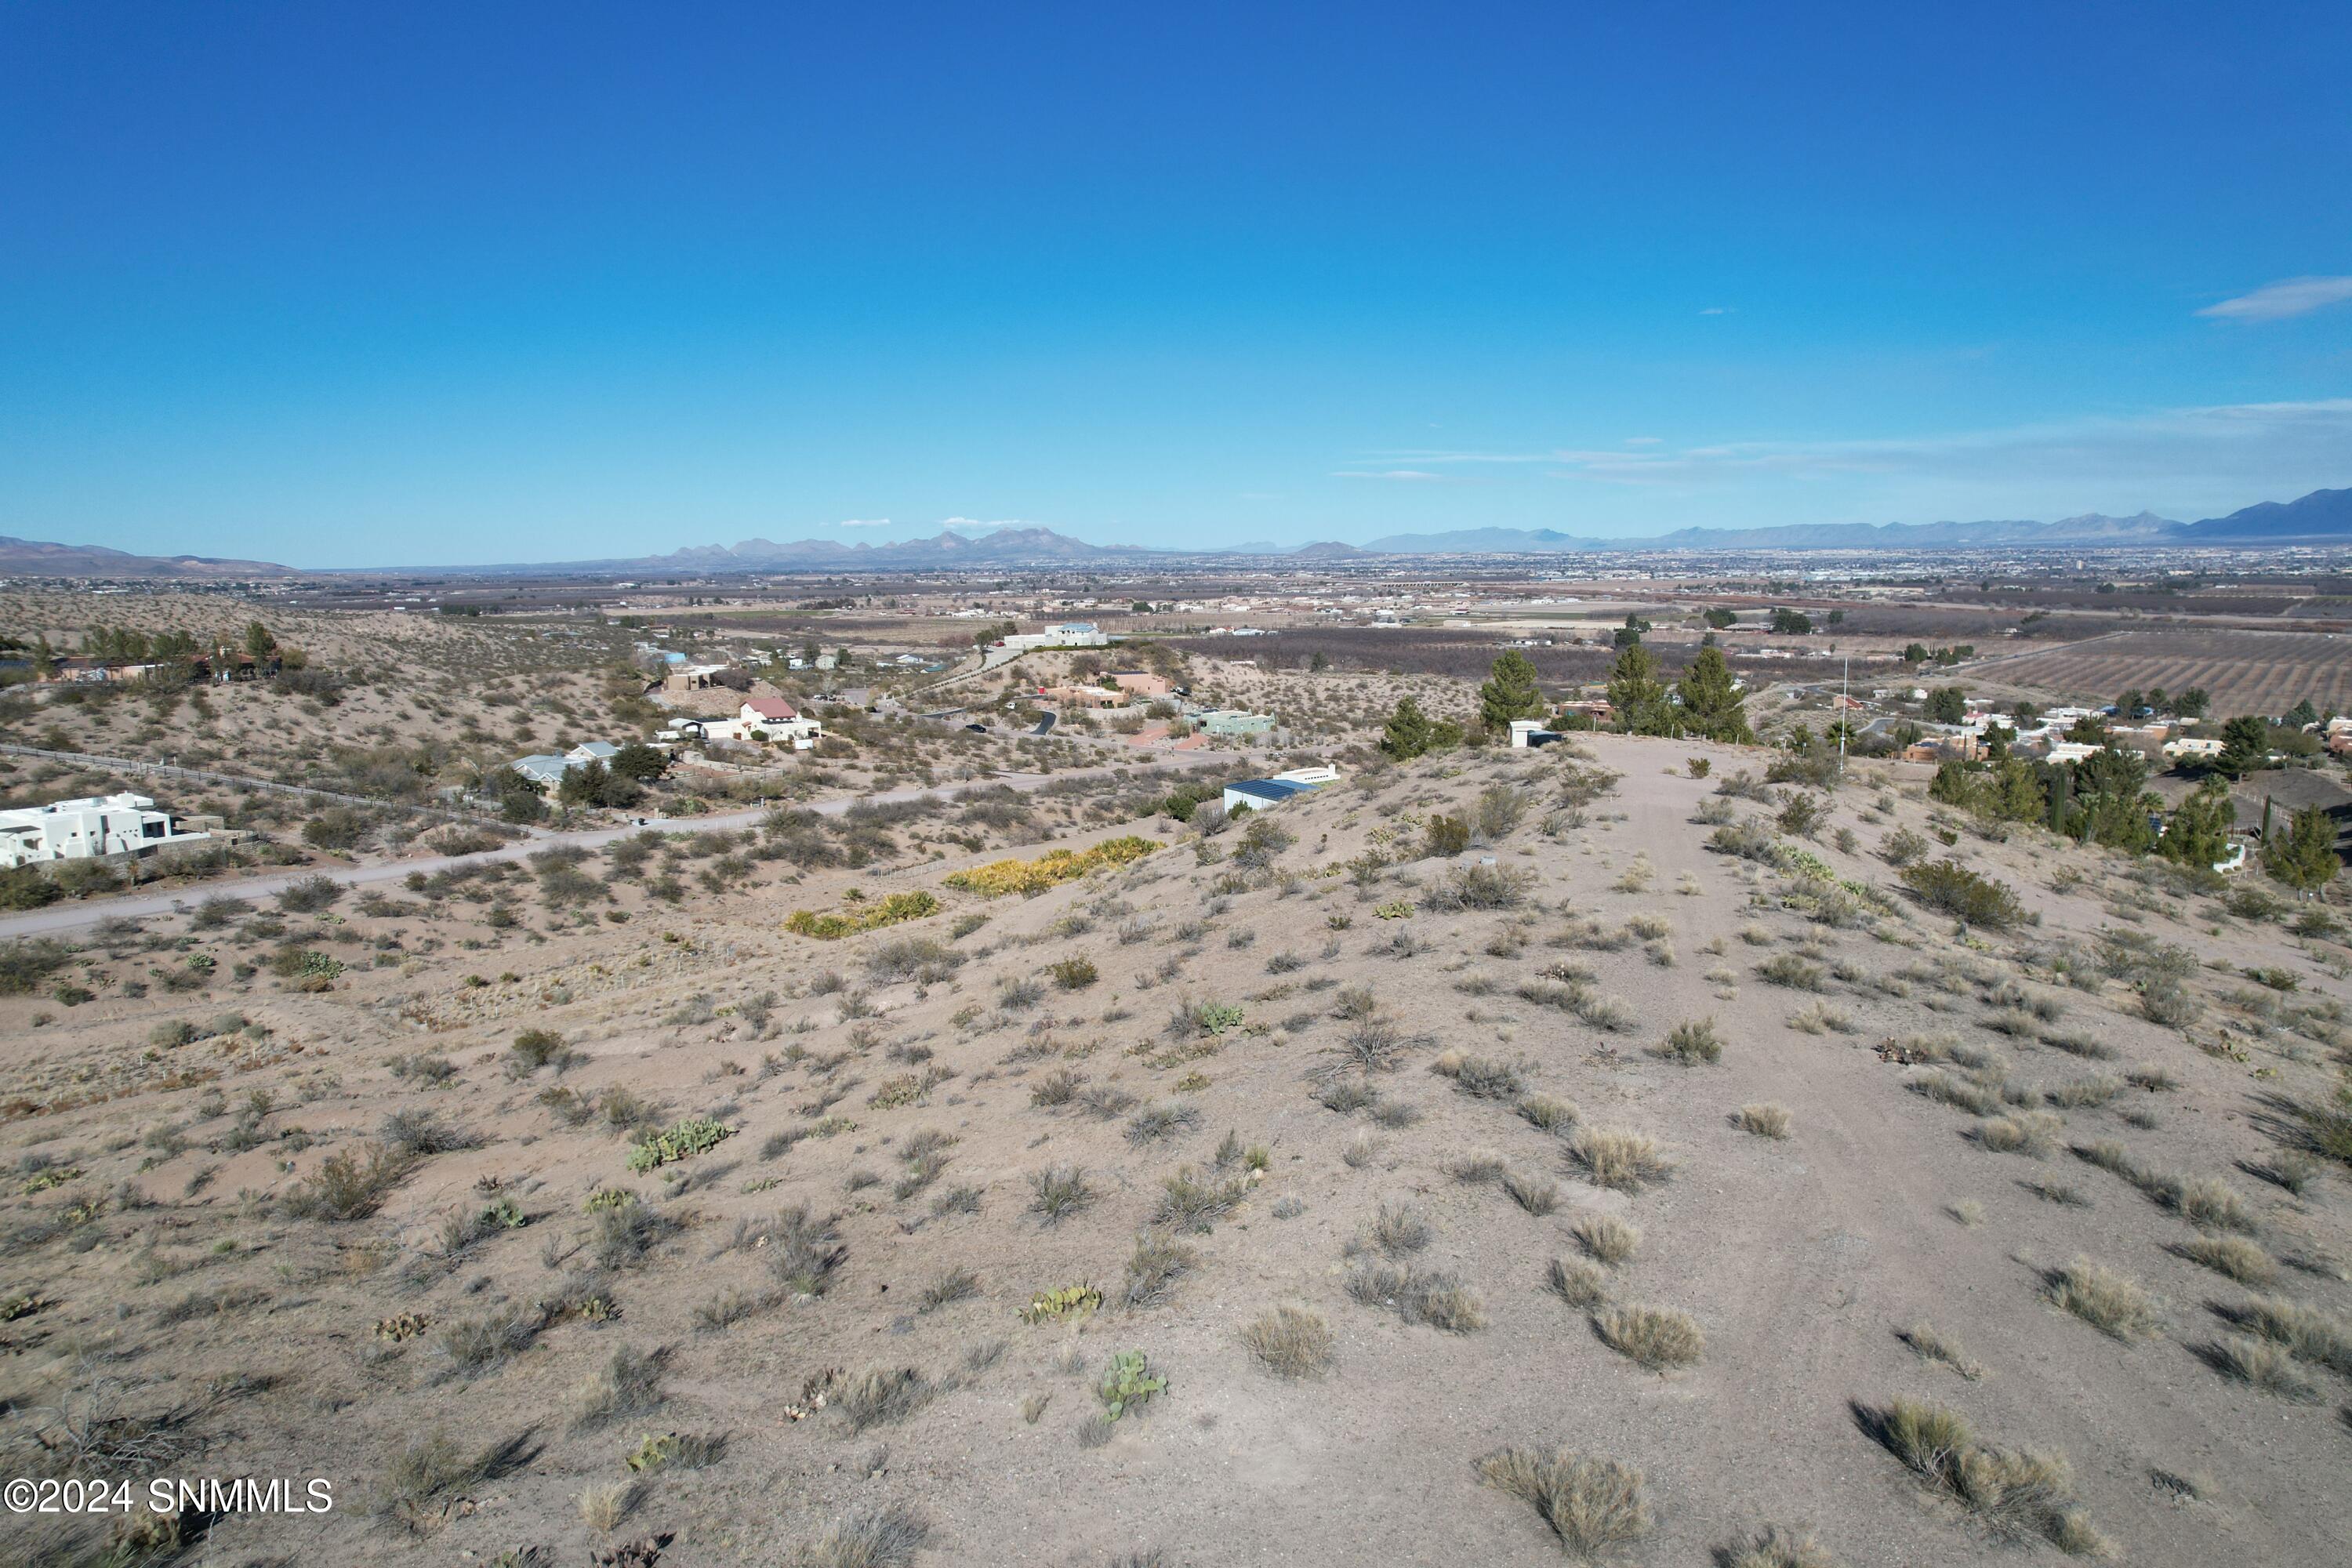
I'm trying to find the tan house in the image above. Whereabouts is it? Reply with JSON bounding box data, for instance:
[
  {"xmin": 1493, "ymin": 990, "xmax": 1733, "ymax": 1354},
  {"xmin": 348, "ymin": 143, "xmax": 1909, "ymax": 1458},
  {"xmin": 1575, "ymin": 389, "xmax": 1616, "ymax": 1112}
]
[{"xmin": 1108, "ymin": 670, "xmax": 1175, "ymax": 697}]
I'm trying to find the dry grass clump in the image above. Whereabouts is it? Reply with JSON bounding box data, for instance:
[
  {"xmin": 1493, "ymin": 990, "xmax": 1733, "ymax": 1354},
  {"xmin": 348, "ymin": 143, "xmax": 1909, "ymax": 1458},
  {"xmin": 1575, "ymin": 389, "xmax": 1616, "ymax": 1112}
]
[
  {"xmin": 573, "ymin": 1345, "xmax": 664, "ymax": 1429},
  {"xmin": 1899, "ymin": 1321, "xmax": 1986, "ymax": 1381},
  {"xmin": 1239, "ymin": 1305, "xmax": 1334, "ymax": 1379},
  {"xmin": 1365, "ymin": 1201, "xmax": 1432, "ymax": 1258},
  {"xmin": 1863, "ymin": 1397, "xmax": 2107, "ymax": 1555},
  {"xmin": 1592, "ymin": 1304, "xmax": 1704, "ymax": 1371},
  {"xmin": 1121, "ymin": 1232, "xmax": 1198, "ymax": 1308},
  {"xmin": 2216, "ymin": 1294, "xmax": 2352, "ymax": 1376},
  {"xmin": 1786, "ymin": 1001, "xmax": 1856, "ymax": 1035},
  {"xmin": 1154, "ymin": 1166, "xmax": 1247, "ymax": 1232},
  {"xmin": 836, "ymin": 1366, "xmax": 938, "ymax": 1434},
  {"xmin": 1733, "ymin": 1102, "xmax": 1792, "ymax": 1139},
  {"xmin": 1657, "ymin": 1017, "xmax": 1722, "ymax": 1065},
  {"xmin": 1345, "ymin": 1262, "xmax": 1486, "ymax": 1332},
  {"xmin": 578, "ymin": 1480, "xmax": 635, "ymax": 1532},
  {"xmin": 2045, "ymin": 1258, "xmax": 2160, "ymax": 1341},
  {"xmin": 793, "ymin": 1501, "xmax": 933, "ymax": 1568},
  {"xmin": 1517, "ymin": 1093, "xmax": 1580, "ymax": 1132},
  {"xmin": 1546, "ymin": 1256, "xmax": 1610, "ymax": 1308},
  {"xmin": 2196, "ymin": 1334, "xmax": 2318, "ymax": 1401},
  {"xmin": 1503, "ymin": 1171, "xmax": 1561, "ymax": 1216},
  {"xmin": 1756, "ymin": 953, "xmax": 1826, "ymax": 990},
  {"xmin": 1720, "ymin": 1524, "xmax": 1842, "ymax": 1568},
  {"xmin": 1476, "ymin": 1446, "xmax": 1650, "ymax": 1559},
  {"xmin": 1432, "ymin": 1050, "xmax": 1526, "ymax": 1100},
  {"xmin": 1977, "ymin": 1112, "xmax": 2059, "ymax": 1160},
  {"xmin": 1570, "ymin": 1127, "xmax": 1672, "ymax": 1192},
  {"xmin": 2169, "ymin": 1236, "xmax": 2276, "ymax": 1287},
  {"xmin": 1028, "ymin": 1164, "xmax": 1094, "ymax": 1225},
  {"xmin": 1571, "ymin": 1214, "xmax": 1640, "ymax": 1266}
]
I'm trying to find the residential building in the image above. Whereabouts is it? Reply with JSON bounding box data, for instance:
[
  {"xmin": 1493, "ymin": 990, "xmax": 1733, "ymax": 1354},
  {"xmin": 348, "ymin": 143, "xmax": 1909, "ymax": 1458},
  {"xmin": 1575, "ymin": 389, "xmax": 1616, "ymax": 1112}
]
[
  {"xmin": 0, "ymin": 793, "xmax": 210, "ymax": 867},
  {"xmin": 2163, "ymin": 737, "xmax": 2226, "ymax": 762},
  {"xmin": 1040, "ymin": 684, "xmax": 1124, "ymax": 710},
  {"xmin": 1221, "ymin": 764, "xmax": 1338, "ymax": 814},
  {"xmin": 1199, "ymin": 709, "xmax": 1276, "ymax": 737},
  {"xmin": 1107, "ymin": 670, "xmax": 1175, "ymax": 697}
]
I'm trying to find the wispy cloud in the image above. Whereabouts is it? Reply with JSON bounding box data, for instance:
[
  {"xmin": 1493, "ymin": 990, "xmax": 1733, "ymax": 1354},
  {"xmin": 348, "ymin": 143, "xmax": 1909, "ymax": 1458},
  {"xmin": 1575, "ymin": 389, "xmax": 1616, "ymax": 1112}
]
[
  {"xmin": 2198, "ymin": 276, "xmax": 2352, "ymax": 322},
  {"xmin": 1698, "ymin": 306, "xmax": 1730, "ymax": 316},
  {"xmin": 938, "ymin": 516, "xmax": 1031, "ymax": 534},
  {"xmin": 1363, "ymin": 398, "xmax": 2352, "ymax": 503},
  {"xmin": 1332, "ymin": 469, "xmax": 1450, "ymax": 482},
  {"xmin": 836, "ymin": 517, "xmax": 893, "ymax": 528}
]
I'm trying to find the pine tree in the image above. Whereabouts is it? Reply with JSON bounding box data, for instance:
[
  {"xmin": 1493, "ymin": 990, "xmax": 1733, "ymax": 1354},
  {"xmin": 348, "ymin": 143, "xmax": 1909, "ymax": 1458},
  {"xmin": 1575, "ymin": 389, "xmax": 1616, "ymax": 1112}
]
[
  {"xmin": 2159, "ymin": 775, "xmax": 2234, "ymax": 870},
  {"xmin": 1606, "ymin": 644, "xmax": 1671, "ymax": 735},
  {"xmin": 1381, "ymin": 697, "xmax": 1434, "ymax": 759},
  {"xmin": 2217, "ymin": 714, "xmax": 2271, "ymax": 775},
  {"xmin": 1478, "ymin": 651, "xmax": 1547, "ymax": 731},
  {"xmin": 1672, "ymin": 645, "xmax": 1751, "ymax": 742},
  {"xmin": 2266, "ymin": 805, "xmax": 2339, "ymax": 894}
]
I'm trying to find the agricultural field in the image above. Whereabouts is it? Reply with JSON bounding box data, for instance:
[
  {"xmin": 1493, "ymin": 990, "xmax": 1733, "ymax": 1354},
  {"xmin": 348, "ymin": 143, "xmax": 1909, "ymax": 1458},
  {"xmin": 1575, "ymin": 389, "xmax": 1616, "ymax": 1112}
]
[{"xmin": 1962, "ymin": 627, "xmax": 2352, "ymax": 718}]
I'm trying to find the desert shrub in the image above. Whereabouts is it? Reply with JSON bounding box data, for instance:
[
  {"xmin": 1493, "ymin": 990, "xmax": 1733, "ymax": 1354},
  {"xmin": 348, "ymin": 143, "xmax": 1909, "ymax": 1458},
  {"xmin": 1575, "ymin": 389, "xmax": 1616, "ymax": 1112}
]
[
  {"xmin": 1657, "ymin": 1018, "xmax": 1721, "ymax": 1065},
  {"xmin": 1593, "ymin": 1304, "xmax": 1704, "ymax": 1370},
  {"xmin": 2045, "ymin": 1258, "xmax": 2159, "ymax": 1341},
  {"xmin": 1861, "ymin": 1397, "xmax": 2106, "ymax": 1554},
  {"xmin": 1475, "ymin": 1447, "xmax": 1650, "ymax": 1559},
  {"xmin": 1049, "ymin": 956, "xmax": 1099, "ymax": 990},
  {"xmin": 573, "ymin": 1345, "xmax": 664, "ymax": 1428},
  {"xmin": 784, "ymin": 891, "xmax": 939, "ymax": 939},
  {"xmin": 1433, "ymin": 1051, "xmax": 1523, "ymax": 1100},
  {"xmin": 1570, "ymin": 1128, "xmax": 1671, "ymax": 1192},
  {"xmin": 1734, "ymin": 1103, "xmax": 1791, "ymax": 1138},
  {"xmin": 1028, "ymin": 1165, "xmax": 1094, "ymax": 1225},
  {"xmin": 1898, "ymin": 858, "xmax": 2025, "ymax": 928},
  {"xmin": 1422, "ymin": 815, "xmax": 1471, "ymax": 858},
  {"xmin": 1755, "ymin": 954, "xmax": 1825, "ymax": 991},
  {"xmin": 1572, "ymin": 1214, "xmax": 1640, "ymax": 1265},
  {"xmin": 836, "ymin": 1366, "xmax": 938, "ymax": 1434},
  {"xmin": 793, "ymin": 1502, "xmax": 932, "ymax": 1568},
  {"xmin": 1240, "ymin": 1305, "xmax": 1334, "ymax": 1379},
  {"xmin": 1344, "ymin": 1262, "xmax": 1485, "ymax": 1332},
  {"xmin": 1154, "ymin": 1166, "xmax": 1246, "ymax": 1232},
  {"xmin": 275, "ymin": 875, "xmax": 344, "ymax": 913},
  {"xmin": 944, "ymin": 837, "xmax": 1156, "ymax": 897},
  {"xmin": 1121, "ymin": 1232, "xmax": 1198, "ymax": 1308},
  {"xmin": 282, "ymin": 1144, "xmax": 414, "ymax": 1221},
  {"xmin": 1546, "ymin": 1257, "xmax": 1610, "ymax": 1308}
]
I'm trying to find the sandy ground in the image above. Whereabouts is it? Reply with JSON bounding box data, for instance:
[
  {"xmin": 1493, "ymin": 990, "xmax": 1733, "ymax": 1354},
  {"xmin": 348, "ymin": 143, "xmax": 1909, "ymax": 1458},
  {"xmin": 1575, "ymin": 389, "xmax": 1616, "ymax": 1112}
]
[{"xmin": 2, "ymin": 734, "xmax": 2349, "ymax": 1567}]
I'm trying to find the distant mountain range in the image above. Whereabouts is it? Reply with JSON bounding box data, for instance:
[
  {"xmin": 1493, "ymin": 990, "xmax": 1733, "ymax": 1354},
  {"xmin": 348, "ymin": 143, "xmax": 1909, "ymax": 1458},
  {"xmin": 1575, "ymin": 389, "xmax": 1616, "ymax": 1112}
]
[
  {"xmin": 0, "ymin": 535, "xmax": 301, "ymax": 579},
  {"xmin": 5, "ymin": 488, "xmax": 2350, "ymax": 576},
  {"xmin": 1358, "ymin": 487, "xmax": 2352, "ymax": 554}
]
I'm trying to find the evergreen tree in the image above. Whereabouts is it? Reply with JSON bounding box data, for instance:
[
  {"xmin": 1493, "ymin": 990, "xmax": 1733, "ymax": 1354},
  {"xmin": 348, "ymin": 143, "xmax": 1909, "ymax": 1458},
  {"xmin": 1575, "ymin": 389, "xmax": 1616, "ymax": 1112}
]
[
  {"xmin": 1478, "ymin": 650, "xmax": 1547, "ymax": 731},
  {"xmin": 1672, "ymin": 645, "xmax": 1751, "ymax": 742},
  {"xmin": 2266, "ymin": 806, "xmax": 2339, "ymax": 894},
  {"xmin": 244, "ymin": 620, "xmax": 277, "ymax": 659},
  {"xmin": 1988, "ymin": 758, "xmax": 2045, "ymax": 822},
  {"xmin": 1380, "ymin": 697, "xmax": 1434, "ymax": 759},
  {"xmin": 2217, "ymin": 714, "xmax": 2272, "ymax": 775},
  {"xmin": 2160, "ymin": 775, "xmax": 2234, "ymax": 870},
  {"xmin": 1605, "ymin": 644, "xmax": 1671, "ymax": 735}
]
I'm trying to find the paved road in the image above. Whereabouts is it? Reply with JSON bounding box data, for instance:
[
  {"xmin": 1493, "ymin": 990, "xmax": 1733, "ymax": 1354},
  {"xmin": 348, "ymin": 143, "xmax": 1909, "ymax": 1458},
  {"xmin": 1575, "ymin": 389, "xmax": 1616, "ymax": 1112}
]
[{"xmin": 0, "ymin": 760, "xmax": 1177, "ymax": 941}]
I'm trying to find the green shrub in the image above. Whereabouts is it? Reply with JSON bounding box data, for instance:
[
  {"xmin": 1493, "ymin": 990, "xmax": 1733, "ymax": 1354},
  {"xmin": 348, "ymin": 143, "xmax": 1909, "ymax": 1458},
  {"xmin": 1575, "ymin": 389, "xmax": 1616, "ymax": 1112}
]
[
  {"xmin": 1096, "ymin": 1349, "xmax": 1167, "ymax": 1419},
  {"xmin": 1898, "ymin": 858, "xmax": 2026, "ymax": 928}
]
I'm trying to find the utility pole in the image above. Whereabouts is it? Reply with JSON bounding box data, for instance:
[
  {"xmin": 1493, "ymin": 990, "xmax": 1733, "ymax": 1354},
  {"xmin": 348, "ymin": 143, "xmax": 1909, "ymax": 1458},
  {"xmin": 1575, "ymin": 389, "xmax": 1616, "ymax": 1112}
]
[{"xmin": 1838, "ymin": 652, "xmax": 1849, "ymax": 779}]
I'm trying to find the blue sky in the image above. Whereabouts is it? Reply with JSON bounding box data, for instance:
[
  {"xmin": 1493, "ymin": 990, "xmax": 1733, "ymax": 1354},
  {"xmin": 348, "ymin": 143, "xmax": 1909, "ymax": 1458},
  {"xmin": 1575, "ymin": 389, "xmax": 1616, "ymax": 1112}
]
[{"xmin": 3, "ymin": 2, "xmax": 2349, "ymax": 566}]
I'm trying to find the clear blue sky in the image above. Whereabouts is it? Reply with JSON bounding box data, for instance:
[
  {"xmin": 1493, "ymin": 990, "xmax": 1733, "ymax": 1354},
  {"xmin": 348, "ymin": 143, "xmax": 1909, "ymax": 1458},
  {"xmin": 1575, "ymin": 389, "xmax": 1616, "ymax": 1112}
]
[{"xmin": 4, "ymin": 2, "xmax": 2349, "ymax": 565}]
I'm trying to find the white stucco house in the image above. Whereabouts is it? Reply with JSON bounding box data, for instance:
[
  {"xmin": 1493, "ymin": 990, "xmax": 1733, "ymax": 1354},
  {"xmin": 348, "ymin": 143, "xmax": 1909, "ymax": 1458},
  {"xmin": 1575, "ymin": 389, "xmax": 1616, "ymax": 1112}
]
[{"xmin": 0, "ymin": 793, "xmax": 210, "ymax": 868}]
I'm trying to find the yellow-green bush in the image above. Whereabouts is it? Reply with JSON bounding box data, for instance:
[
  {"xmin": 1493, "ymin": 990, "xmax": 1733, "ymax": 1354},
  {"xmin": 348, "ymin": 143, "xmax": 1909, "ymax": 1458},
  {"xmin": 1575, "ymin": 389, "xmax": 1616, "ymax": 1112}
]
[
  {"xmin": 945, "ymin": 837, "xmax": 1156, "ymax": 898},
  {"xmin": 785, "ymin": 891, "xmax": 940, "ymax": 938}
]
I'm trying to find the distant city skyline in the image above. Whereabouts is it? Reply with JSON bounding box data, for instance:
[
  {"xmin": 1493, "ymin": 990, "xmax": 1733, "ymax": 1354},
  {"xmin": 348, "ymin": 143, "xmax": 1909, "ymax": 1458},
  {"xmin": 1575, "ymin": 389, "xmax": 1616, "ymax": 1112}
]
[{"xmin": 3, "ymin": 3, "xmax": 2348, "ymax": 568}]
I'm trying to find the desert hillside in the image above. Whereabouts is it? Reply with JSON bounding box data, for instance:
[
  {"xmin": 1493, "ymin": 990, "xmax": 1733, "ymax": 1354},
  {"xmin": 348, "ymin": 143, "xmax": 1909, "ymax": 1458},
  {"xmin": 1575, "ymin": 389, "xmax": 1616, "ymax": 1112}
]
[{"xmin": 4, "ymin": 733, "xmax": 2349, "ymax": 1567}]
